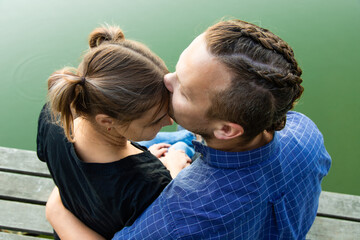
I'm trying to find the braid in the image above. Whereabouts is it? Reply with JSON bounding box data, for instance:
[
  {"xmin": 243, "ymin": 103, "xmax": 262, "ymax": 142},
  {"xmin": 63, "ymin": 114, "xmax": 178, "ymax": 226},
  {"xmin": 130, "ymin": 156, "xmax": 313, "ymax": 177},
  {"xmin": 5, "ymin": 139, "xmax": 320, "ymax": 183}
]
[
  {"xmin": 249, "ymin": 69, "xmax": 303, "ymax": 88},
  {"xmin": 247, "ymin": 68, "xmax": 304, "ymax": 131},
  {"xmin": 236, "ymin": 21, "xmax": 302, "ymax": 76},
  {"xmin": 205, "ymin": 19, "xmax": 304, "ymax": 141},
  {"xmin": 252, "ymin": 69, "xmax": 303, "ymax": 102}
]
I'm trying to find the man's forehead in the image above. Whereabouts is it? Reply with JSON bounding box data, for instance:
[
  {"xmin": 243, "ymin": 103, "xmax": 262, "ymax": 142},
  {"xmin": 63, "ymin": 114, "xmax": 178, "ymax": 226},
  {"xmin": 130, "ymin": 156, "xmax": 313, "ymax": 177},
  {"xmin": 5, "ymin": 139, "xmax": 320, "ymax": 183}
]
[
  {"xmin": 181, "ymin": 36, "xmax": 231, "ymax": 82},
  {"xmin": 177, "ymin": 34, "xmax": 205, "ymax": 64}
]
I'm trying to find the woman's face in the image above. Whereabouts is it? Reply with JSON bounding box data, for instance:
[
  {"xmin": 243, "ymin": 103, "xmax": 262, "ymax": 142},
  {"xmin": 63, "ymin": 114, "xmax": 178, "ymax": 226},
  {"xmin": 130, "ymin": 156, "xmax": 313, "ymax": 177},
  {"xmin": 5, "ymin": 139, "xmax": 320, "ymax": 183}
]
[{"xmin": 114, "ymin": 104, "xmax": 173, "ymax": 142}]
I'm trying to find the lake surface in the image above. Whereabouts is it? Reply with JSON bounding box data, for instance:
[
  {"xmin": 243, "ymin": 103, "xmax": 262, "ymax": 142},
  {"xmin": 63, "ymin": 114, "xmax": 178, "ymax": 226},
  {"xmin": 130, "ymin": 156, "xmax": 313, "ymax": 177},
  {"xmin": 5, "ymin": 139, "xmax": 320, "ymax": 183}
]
[{"xmin": 0, "ymin": 0, "xmax": 359, "ymax": 195}]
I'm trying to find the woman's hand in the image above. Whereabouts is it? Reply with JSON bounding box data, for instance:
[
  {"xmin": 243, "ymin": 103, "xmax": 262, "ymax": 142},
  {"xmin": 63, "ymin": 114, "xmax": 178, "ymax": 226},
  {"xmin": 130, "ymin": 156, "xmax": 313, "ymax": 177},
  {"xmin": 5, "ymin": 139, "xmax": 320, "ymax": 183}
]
[
  {"xmin": 148, "ymin": 143, "xmax": 171, "ymax": 158},
  {"xmin": 160, "ymin": 148, "xmax": 191, "ymax": 178}
]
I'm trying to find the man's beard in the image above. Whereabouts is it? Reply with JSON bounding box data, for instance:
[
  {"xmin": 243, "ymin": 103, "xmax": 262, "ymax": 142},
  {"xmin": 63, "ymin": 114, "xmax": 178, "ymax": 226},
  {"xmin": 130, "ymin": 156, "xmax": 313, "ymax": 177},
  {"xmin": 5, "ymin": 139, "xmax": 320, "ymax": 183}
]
[
  {"xmin": 192, "ymin": 128, "xmax": 213, "ymax": 142},
  {"xmin": 169, "ymin": 106, "xmax": 214, "ymax": 141}
]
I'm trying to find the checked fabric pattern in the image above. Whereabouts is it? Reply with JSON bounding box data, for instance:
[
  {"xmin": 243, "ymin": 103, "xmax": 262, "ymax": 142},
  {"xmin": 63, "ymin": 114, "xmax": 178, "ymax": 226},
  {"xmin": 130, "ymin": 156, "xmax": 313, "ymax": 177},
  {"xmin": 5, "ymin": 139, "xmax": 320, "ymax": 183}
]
[{"xmin": 113, "ymin": 111, "xmax": 331, "ymax": 240}]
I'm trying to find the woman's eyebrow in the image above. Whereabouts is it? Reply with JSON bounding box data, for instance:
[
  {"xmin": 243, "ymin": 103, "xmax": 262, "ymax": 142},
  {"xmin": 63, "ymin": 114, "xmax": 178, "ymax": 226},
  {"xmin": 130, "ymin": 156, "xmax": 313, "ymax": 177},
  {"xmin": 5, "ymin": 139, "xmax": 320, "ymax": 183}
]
[{"xmin": 148, "ymin": 112, "xmax": 167, "ymax": 126}]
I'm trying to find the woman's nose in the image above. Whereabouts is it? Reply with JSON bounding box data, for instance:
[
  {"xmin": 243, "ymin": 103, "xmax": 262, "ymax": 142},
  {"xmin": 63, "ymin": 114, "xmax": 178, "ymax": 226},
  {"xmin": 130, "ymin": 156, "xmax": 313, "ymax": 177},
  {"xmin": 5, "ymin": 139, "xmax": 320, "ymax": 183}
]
[
  {"xmin": 164, "ymin": 73, "xmax": 175, "ymax": 93},
  {"xmin": 162, "ymin": 115, "xmax": 173, "ymax": 127}
]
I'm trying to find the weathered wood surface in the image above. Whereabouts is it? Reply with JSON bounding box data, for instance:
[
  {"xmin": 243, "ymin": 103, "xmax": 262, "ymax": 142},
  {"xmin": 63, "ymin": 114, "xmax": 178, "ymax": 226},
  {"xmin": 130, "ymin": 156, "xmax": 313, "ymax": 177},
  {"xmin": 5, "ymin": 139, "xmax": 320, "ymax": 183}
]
[
  {"xmin": 306, "ymin": 191, "xmax": 360, "ymax": 240},
  {"xmin": 0, "ymin": 146, "xmax": 53, "ymax": 239},
  {"xmin": 317, "ymin": 191, "xmax": 360, "ymax": 221},
  {"xmin": 0, "ymin": 147, "xmax": 49, "ymax": 176},
  {"xmin": 0, "ymin": 171, "xmax": 53, "ymax": 204},
  {"xmin": 307, "ymin": 216, "xmax": 360, "ymax": 240},
  {"xmin": 0, "ymin": 199, "xmax": 53, "ymax": 236},
  {"xmin": 0, "ymin": 232, "xmax": 45, "ymax": 240}
]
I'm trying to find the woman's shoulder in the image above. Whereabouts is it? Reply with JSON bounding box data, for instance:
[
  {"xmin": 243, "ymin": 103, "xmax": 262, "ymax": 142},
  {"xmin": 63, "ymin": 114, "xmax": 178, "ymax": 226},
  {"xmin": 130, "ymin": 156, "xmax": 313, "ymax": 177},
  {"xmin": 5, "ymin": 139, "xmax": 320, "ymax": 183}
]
[
  {"xmin": 36, "ymin": 103, "xmax": 70, "ymax": 161},
  {"xmin": 37, "ymin": 104, "xmax": 64, "ymax": 137},
  {"xmin": 126, "ymin": 150, "xmax": 171, "ymax": 178}
]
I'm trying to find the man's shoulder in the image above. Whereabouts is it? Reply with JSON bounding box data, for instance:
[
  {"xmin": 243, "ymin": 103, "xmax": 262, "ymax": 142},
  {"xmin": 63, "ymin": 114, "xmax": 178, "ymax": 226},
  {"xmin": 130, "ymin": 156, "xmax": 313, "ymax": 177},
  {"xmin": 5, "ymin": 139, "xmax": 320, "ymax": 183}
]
[
  {"xmin": 286, "ymin": 111, "xmax": 314, "ymax": 124},
  {"xmin": 279, "ymin": 111, "xmax": 329, "ymax": 165},
  {"xmin": 284, "ymin": 111, "xmax": 321, "ymax": 136}
]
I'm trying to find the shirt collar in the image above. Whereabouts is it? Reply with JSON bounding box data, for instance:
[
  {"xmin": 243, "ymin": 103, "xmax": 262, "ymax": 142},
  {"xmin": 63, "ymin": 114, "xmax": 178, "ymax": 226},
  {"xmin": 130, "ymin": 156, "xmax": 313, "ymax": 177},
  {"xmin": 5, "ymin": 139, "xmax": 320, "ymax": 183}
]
[{"xmin": 193, "ymin": 132, "xmax": 279, "ymax": 169}]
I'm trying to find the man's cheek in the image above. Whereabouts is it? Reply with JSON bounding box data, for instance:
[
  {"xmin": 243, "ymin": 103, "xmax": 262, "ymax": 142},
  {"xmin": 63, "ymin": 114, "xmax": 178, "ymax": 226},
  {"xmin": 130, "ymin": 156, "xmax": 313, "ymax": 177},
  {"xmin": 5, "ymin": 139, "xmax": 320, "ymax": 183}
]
[{"xmin": 171, "ymin": 98, "xmax": 182, "ymax": 112}]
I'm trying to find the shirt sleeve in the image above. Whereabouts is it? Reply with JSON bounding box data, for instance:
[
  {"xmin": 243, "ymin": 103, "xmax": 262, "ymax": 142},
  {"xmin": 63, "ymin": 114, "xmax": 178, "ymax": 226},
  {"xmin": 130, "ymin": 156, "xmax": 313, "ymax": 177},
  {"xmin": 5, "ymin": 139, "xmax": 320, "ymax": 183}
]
[
  {"xmin": 36, "ymin": 104, "xmax": 50, "ymax": 162},
  {"xmin": 36, "ymin": 103, "xmax": 63, "ymax": 163},
  {"xmin": 123, "ymin": 168, "xmax": 172, "ymax": 227},
  {"xmin": 112, "ymin": 195, "xmax": 176, "ymax": 240}
]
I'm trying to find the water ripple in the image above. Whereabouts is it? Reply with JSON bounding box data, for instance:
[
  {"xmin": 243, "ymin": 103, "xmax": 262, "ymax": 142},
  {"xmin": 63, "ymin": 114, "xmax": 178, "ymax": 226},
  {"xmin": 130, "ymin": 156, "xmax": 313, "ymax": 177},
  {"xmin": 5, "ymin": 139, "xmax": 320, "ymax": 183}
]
[{"xmin": 12, "ymin": 54, "xmax": 55, "ymax": 102}]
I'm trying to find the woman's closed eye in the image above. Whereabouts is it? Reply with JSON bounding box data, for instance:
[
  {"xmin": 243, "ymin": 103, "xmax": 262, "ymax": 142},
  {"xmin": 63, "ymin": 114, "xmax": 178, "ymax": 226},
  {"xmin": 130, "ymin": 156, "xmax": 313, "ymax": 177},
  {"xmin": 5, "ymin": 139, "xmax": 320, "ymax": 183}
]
[{"xmin": 148, "ymin": 113, "xmax": 167, "ymax": 126}]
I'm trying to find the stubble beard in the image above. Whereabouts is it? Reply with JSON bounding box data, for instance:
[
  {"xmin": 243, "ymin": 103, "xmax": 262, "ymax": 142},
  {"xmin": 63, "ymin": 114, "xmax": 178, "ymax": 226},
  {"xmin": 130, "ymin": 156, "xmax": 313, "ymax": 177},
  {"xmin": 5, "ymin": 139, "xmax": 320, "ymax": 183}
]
[{"xmin": 168, "ymin": 105, "xmax": 214, "ymax": 142}]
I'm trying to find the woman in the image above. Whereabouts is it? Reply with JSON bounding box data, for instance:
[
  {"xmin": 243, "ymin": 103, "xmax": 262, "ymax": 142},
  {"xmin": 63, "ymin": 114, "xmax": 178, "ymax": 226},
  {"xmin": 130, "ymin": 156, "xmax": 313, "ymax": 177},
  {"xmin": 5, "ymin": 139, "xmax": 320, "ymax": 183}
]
[{"xmin": 37, "ymin": 25, "xmax": 191, "ymax": 239}]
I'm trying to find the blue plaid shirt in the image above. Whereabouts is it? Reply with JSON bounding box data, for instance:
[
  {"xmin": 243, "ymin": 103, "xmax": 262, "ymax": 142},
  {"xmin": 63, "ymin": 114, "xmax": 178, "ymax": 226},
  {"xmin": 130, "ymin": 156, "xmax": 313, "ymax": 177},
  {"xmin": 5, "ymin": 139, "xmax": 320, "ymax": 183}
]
[{"xmin": 113, "ymin": 112, "xmax": 331, "ymax": 240}]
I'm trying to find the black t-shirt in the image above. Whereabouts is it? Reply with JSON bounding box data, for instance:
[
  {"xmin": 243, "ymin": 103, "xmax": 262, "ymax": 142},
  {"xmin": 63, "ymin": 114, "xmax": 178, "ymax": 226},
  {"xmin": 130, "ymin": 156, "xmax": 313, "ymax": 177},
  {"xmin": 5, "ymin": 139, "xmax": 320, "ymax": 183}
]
[{"xmin": 36, "ymin": 105, "xmax": 172, "ymax": 239}]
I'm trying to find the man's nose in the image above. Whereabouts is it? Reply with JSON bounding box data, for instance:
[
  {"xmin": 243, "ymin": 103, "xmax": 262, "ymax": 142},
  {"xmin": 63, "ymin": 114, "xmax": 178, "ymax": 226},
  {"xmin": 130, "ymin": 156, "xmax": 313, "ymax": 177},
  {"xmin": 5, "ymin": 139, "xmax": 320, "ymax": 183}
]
[{"xmin": 164, "ymin": 73, "xmax": 175, "ymax": 93}]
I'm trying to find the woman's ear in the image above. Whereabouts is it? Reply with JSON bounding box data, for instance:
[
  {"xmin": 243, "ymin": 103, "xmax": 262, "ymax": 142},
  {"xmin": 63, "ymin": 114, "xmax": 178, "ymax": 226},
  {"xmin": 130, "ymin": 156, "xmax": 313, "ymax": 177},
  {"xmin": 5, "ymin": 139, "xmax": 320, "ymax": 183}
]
[
  {"xmin": 95, "ymin": 114, "xmax": 114, "ymax": 128},
  {"xmin": 213, "ymin": 122, "xmax": 244, "ymax": 140}
]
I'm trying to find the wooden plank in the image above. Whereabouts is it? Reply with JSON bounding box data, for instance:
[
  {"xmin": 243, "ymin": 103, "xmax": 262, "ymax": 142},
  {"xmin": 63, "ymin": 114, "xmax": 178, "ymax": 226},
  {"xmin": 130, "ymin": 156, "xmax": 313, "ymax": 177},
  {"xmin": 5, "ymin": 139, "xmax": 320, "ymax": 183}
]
[
  {"xmin": 0, "ymin": 147, "xmax": 49, "ymax": 176},
  {"xmin": 307, "ymin": 216, "xmax": 360, "ymax": 240},
  {"xmin": 0, "ymin": 232, "xmax": 46, "ymax": 240},
  {"xmin": 0, "ymin": 172, "xmax": 54, "ymax": 204},
  {"xmin": 0, "ymin": 199, "xmax": 53, "ymax": 236},
  {"xmin": 318, "ymin": 191, "xmax": 360, "ymax": 221}
]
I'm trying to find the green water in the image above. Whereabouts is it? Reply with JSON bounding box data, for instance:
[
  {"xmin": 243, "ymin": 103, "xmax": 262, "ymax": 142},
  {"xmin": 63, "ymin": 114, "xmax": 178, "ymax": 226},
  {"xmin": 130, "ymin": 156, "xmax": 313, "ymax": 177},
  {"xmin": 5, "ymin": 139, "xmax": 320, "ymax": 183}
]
[{"xmin": 1, "ymin": 0, "xmax": 359, "ymax": 195}]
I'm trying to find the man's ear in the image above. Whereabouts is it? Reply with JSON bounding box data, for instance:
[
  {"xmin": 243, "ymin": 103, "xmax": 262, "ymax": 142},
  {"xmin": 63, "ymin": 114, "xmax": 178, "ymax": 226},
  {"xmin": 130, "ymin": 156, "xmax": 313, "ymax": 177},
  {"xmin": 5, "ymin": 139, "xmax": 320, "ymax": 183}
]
[
  {"xmin": 95, "ymin": 114, "xmax": 114, "ymax": 128},
  {"xmin": 213, "ymin": 122, "xmax": 244, "ymax": 140}
]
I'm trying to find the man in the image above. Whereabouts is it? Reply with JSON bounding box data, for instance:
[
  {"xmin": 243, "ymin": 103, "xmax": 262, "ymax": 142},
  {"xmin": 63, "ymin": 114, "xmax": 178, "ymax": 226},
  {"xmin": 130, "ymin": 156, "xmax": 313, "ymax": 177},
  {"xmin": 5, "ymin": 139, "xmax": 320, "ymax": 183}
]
[{"xmin": 46, "ymin": 19, "xmax": 331, "ymax": 239}]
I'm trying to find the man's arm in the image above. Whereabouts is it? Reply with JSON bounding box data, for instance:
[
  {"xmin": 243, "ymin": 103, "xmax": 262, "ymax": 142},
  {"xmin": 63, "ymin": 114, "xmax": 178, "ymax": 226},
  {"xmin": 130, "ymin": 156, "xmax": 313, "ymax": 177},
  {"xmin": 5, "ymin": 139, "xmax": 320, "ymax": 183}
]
[{"xmin": 46, "ymin": 187, "xmax": 105, "ymax": 240}]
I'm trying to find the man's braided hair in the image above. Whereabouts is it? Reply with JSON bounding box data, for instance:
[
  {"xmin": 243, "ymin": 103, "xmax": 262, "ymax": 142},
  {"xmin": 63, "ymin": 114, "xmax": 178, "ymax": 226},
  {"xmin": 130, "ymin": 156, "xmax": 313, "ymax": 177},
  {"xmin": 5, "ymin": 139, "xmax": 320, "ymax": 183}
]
[{"xmin": 205, "ymin": 19, "xmax": 304, "ymax": 141}]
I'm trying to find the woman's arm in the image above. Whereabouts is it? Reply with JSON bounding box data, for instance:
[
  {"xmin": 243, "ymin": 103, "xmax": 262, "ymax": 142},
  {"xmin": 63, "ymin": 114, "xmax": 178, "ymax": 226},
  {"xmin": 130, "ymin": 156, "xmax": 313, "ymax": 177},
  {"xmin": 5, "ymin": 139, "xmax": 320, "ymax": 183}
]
[{"xmin": 46, "ymin": 187, "xmax": 105, "ymax": 240}]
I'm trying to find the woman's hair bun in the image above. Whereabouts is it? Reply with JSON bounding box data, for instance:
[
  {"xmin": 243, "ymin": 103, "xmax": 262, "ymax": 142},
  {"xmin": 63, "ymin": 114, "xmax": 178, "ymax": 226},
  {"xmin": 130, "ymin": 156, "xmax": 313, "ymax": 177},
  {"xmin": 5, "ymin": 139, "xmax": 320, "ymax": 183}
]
[{"xmin": 88, "ymin": 24, "xmax": 125, "ymax": 48}]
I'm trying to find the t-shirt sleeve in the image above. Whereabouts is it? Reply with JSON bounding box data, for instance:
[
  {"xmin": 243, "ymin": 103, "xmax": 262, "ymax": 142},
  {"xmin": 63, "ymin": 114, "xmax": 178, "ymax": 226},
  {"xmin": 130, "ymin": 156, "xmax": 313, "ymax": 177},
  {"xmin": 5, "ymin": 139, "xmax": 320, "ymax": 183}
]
[
  {"xmin": 124, "ymin": 167, "xmax": 172, "ymax": 227},
  {"xmin": 36, "ymin": 104, "xmax": 50, "ymax": 162},
  {"xmin": 113, "ymin": 194, "xmax": 176, "ymax": 239},
  {"xmin": 36, "ymin": 103, "xmax": 59, "ymax": 162}
]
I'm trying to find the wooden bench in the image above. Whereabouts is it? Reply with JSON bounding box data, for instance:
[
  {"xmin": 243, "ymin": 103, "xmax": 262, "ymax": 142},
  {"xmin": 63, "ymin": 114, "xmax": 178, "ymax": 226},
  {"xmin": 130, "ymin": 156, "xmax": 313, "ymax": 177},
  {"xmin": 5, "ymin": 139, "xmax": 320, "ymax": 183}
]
[
  {"xmin": 0, "ymin": 146, "xmax": 54, "ymax": 239},
  {"xmin": 1, "ymin": 146, "xmax": 359, "ymax": 239}
]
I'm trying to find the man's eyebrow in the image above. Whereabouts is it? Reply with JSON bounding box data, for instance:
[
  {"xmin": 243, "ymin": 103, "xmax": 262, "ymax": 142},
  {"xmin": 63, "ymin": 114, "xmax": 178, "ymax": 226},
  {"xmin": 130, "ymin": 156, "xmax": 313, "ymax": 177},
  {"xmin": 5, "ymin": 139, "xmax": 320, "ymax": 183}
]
[{"xmin": 175, "ymin": 72, "xmax": 191, "ymax": 100}]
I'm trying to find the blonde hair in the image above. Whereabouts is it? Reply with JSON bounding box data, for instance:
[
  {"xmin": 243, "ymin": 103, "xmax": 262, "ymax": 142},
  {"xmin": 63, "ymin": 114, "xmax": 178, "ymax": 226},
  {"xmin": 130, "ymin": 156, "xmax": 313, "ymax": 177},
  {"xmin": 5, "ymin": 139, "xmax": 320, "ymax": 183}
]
[{"xmin": 47, "ymin": 25, "xmax": 169, "ymax": 142}]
